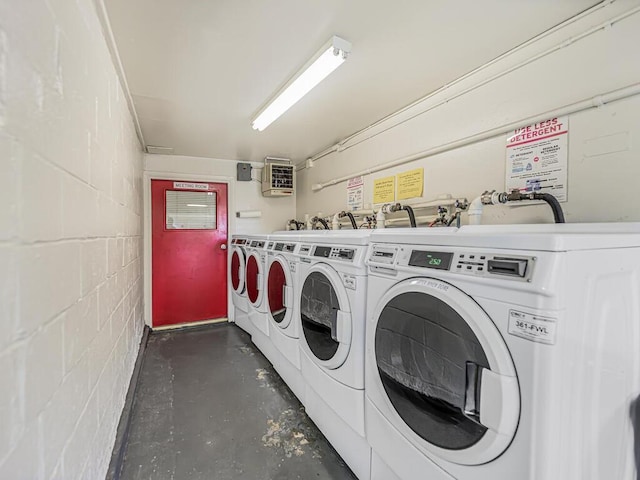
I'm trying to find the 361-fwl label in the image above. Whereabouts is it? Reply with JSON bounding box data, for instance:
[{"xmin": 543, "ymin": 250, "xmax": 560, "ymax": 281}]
[{"xmin": 508, "ymin": 309, "xmax": 557, "ymax": 345}]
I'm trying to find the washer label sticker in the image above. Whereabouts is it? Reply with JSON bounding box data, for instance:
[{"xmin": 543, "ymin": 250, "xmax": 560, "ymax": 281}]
[
  {"xmin": 508, "ymin": 309, "xmax": 557, "ymax": 345},
  {"xmin": 343, "ymin": 274, "xmax": 357, "ymax": 290},
  {"xmin": 290, "ymin": 263, "xmax": 296, "ymax": 273}
]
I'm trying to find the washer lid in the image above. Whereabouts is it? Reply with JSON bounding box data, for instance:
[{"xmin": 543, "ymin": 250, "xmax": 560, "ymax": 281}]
[
  {"xmin": 300, "ymin": 263, "xmax": 351, "ymax": 369},
  {"xmin": 373, "ymin": 277, "xmax": 520, "ymax": 465},
  {"xmin": 230, "ymin": 246, "xmax": 246, "ymax": 294},
  {"xmin": 370, "ymin": 223, "xmax": 640, "ymax": 251}
]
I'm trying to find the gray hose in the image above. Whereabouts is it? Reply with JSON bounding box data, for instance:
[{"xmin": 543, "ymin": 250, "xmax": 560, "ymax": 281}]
[
  {"xmin": 532, "ymin": 193, "xmax": 565, "ymax": 223},
  {"xmin": 345, "ymin": 212, "xmax": 358, "ymax": 229},
  {"xmin": 401, "ymin": 205, "xmax": 417, "ymax": 228},
  {"xmin": 317, "ymin": 218, "xmax": 330, "ymax": 229}
]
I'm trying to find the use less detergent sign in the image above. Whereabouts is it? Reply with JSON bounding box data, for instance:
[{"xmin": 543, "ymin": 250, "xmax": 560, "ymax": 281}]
[{"xmin": 505, "ymin": 116, "xmax": 568, "ymax": 202}]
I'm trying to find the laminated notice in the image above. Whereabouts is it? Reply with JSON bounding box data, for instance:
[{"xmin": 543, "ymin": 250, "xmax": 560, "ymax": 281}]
[{"xmin": 508, "ymin": 309, "xmax": 557, "ymax": 345}]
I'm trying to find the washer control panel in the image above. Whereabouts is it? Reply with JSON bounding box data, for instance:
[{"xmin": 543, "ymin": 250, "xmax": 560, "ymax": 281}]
[
  {"xmin": 273, "ymin": 242, "xmax": 296, "ymax": 253},
  {"xmin": 368, "ymin": 243, "xmax": 534, "ymax": 281},
  {"xmin": 299, "ymin": 244, "xmax": 358, "ymax": 262},
  {"xmin": 312, "ymin": 245, "xmax": 356, "ymax": 262},
  {"xmin": 452, "ymin": 253, "xmax": 530, "ymax": 279}
]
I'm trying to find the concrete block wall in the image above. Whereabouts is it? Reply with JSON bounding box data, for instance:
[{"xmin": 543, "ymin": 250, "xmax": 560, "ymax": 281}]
[{"xmin": 0, "ymin": 1, "xmax": 144, "ymax": 479}]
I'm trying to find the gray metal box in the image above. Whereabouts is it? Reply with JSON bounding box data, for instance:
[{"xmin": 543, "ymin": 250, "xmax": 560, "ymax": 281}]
[{"xmin": 236, "ymin": 162, "xmax": 252, "ymax": 181}]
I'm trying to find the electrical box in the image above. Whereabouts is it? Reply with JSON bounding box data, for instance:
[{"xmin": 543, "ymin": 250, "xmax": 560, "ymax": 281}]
[
  {"xmin": 262, "ymin": 157, "xmax": 294, "ymax": 197},
  {"xmin": 237, "ymin": 162, "xmax": 252, "ymax": 181}
]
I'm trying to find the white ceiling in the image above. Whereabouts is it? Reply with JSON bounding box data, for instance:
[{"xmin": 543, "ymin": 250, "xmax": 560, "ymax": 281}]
[{"xmin": 104, "ymin": 0, "xmax": 599, "ymax": 163}]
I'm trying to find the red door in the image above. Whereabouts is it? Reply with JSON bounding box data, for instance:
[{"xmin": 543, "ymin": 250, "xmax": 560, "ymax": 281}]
[{"xmin": 151, "ymin": 180, "xmax": 228, "ymax": 327}]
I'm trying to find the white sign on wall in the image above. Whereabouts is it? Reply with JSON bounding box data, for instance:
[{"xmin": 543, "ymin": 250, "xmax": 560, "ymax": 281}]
[
  {"xmin": 505, "ymin": 116, "xmax": 568, "ymax": 201},
  {"xmin": 347, "ymin": 176, "xmax": 364, "ymax": 211},
  {"xmin": 173, "ymin": 182, "xmax": 211, "ymax": 190}
]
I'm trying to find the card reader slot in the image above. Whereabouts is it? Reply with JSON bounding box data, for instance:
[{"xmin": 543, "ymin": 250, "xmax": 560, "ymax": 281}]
[{"xmin": 487, "ymin": 257, "xmax": 527, "ymax": 278}]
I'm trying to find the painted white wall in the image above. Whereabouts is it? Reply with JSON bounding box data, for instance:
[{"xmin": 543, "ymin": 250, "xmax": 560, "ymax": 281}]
[
  {"xmin": 144, "ymin": 154, "xmax": 296, "ymax": 233},
  {"xmin": 0, "ymin": 1, "xmax": 144, "ymax": 479},
  {"xmin": 297, "ymin": 2, "xmax": 640, "ymax": 225}
]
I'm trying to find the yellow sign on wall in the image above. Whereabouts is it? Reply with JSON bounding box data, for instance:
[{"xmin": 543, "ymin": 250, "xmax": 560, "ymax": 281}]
[
  {"xmin": 397, "ymin": 168, "xmax": 424, "ymax": 200},
  {"xmin": 373, "ymin": 176, "xmax": 395, "ymax": 204}
]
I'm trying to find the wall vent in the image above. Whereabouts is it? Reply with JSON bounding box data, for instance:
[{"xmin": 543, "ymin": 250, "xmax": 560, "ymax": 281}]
[{"xmin": 262, "ymin": 157, "xmax": 294, "ymax": 197}]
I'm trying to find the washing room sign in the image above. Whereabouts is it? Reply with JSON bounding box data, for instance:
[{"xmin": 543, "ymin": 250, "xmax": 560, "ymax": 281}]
[{"xmin": 505, "ymin": 116, "xmax": 568, "ymax": 202}]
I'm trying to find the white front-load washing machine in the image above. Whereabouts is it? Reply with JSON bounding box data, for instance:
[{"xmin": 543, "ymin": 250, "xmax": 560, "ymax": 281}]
[
  {"xmin": 229, "ymin": 235, "xmax": 253, "ymax": 336},
  {"xmin": 265, "ymin": 232, "xmax": 305, "ymax": 402},
  {"xmin": 365, "ymin": 223, "xmax": 640, "ymax": 480},
  {"xmin": 244, "ymin": 235, "xmax": 277, "ymax": 361},
  {"xmin": 297, "ymin": 230, "xmax": 372, "ymax": 480}
]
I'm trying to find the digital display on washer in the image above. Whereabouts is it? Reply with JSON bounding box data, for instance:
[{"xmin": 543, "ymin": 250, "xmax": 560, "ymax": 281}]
[
  {"xmin": 409, "ymin": 250, "xmax": 453, "ymax": 270},
  {"xmin": 274, "ymin": 243, "xmax": 284, "ymax": 251},
  {"xmin": 313, "ymin": 246, "xmax": 332, "ymax": 258}
]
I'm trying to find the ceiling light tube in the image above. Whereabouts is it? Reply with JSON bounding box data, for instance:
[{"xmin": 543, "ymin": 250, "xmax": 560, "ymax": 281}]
[{"xmin": 251, "ymin": 35, "xmax": 351, "ymax": 132}]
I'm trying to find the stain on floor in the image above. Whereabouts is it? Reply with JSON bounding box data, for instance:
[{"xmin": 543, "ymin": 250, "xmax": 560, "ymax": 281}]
[{"xmin": 117, "ymin": 323, "xmax": 357, "ymax": 480}]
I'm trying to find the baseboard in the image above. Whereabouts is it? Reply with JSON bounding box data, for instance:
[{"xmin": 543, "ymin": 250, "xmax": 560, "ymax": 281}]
[
  {"xmin": 152, "ymin": 317, "xmax": 228, "ymax": 331},
  {"xmin": 105, "ymin": 325, "xmax": 151, "ymax": 480}
]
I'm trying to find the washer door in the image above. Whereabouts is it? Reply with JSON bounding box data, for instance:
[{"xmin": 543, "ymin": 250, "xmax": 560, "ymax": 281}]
[
  {"xmin": 373, "ymin": 277, "xmax": 519, "ymax": 465},
  {"xmin": 300, "ymin": 263, "xmax": 351, "ymax": 369},
  {"xmin": 245, "ymin": 252, "xmax": 264, "ymax": 306},
  {"xmin": 267, "ymin": 256, "xmax": 293, "ymax": 328},
  {"xmin": 230, "ymin": 246, "xmax": 246, "ymax": 294}
]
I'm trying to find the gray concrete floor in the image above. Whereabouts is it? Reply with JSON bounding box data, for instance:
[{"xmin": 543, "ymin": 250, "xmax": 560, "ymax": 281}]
[{"xmin": 118, "ymin": 322, "xmax": 357, "ymax": 480}]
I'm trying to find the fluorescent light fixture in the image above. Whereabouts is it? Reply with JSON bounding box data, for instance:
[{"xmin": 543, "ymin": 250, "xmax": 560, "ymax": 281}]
[
  {"xmin": 187, "ymin": 204, "xmax": 208, "ymax": 207},
  {"xmin": 251, "ymin": 35, "xmax": 351, "ymax": 131}
]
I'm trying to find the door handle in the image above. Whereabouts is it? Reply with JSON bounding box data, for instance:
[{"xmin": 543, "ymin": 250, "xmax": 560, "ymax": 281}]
[{"xmin": 220, "ymin": 244, "xmax": 227, "ymax": 250}]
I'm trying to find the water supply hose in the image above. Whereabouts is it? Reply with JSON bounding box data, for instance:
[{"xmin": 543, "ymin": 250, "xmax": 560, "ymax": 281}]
[
  {"xmin": 532, "ymin": 193, "xmax": 565, "ymax": 223},
  {"xmin": 317, "ymin": 218, "xmax": 330, "ymax": 229},
  {"xmin": 401, "ymin": 205, "xmax": 417, "ymax": 227},
  {"xmin": 345, "ymin": 212, "xmax": 358, "ymax": 229},
  {"xmin": 506, "ymin": 190, "xmax": 565, "ymax": 223}
]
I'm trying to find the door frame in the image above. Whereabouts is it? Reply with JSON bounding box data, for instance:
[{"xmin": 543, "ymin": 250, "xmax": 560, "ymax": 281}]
[{"xmin": 143, "ymin": 171, "xmax": 235, "ymax": 328}]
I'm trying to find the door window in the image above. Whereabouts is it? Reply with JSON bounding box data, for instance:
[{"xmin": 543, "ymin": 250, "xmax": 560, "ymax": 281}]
[
  {"xmin": 268, "ymin": 260, "xmax": 287, "ymax": 323},
  {"xmin": 231, "ymin": 249, "xmax": 243, "ymax": 291},
  {"xmin": 300, "ymin": 271, "xmax": 340, "ymax": 360},
  {"xmin": 375, "ymin": 291, "xmax": 490, "ymax": 450},
  {"xmin": 166, "ymin": 190, "xmax": 217, "ymax": 230},
  {"xmin": 246, "ymin": 255, "xmax": 260, "ymax": 303}
]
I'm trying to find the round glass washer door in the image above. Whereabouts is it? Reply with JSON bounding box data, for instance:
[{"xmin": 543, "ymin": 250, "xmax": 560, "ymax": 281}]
[
  {"xmin": 299, "ymin": 263, "xmax": 352, "ymax": 369},
  {"xmin": 245, "ymin": 252, "xmax": 264, "ymax": 307},
  {"xmin": 230, "ymin": 246, "xmax": 246, "ymax": 294},
  {"xmin": 372, "ymin": 277, "xmax": 520, "ymax": 465},
  {"xmin": 267, "ymin": 256, "xmax": 294, "ymax": 328}
]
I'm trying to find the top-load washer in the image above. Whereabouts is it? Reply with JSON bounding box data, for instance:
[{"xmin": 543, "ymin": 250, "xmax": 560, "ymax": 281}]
[
  {"xmin": 264, "ymin": 232, "xmax": 305, "ymax": 402},
  {"xmin": 365, "ymin": 223, "xmax": 640, "ymax": 480},
  {"xmin": 229, "ymin": 235, "xmax": 252, "ymax": 336},
  {"xmin": 296, "ymin": 230, "xmax": 372, "ymax": 480}
]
